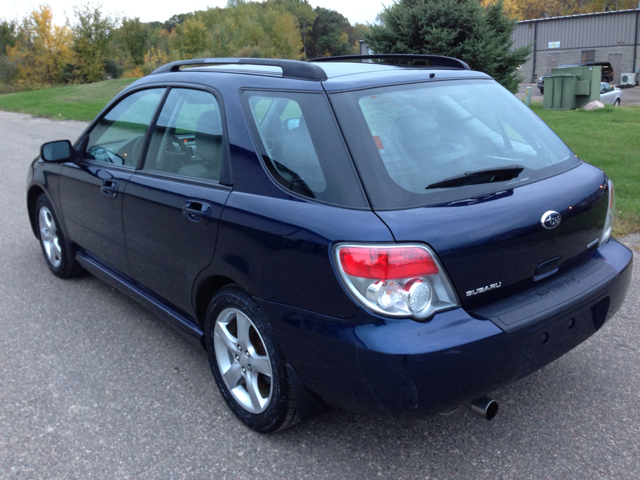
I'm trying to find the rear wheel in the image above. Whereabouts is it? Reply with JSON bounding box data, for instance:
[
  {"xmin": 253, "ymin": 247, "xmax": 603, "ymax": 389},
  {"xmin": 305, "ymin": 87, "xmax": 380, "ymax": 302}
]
[
  {"xmin": 614, "ymin": 98, "xmax": 621, "ymax": 106},
  {"xmin": 204, "ymin": 287, "xmax": 298, "ymax": 432},
  {"xmin": 35, "ymin": 194, "xmax": 81, "ymax": 278}
]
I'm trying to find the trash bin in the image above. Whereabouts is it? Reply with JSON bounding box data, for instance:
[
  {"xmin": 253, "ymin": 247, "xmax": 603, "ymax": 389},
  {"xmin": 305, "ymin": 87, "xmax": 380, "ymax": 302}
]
[{"xmin": 543, "ymin": 66, "xmax": 601, "ymax": 110}]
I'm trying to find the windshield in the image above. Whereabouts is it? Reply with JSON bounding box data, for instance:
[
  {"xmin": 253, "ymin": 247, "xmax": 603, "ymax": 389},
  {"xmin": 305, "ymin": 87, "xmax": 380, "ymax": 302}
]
[{"xmin": 330, "ymin": 79, "xmax": 579, "ymax": 209}]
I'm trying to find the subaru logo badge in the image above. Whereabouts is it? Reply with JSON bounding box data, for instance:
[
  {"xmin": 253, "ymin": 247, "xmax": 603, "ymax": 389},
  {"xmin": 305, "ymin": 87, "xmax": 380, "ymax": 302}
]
[{"xmin": 541, "ymin": 210, "xmax": 561, "ymax": 229}]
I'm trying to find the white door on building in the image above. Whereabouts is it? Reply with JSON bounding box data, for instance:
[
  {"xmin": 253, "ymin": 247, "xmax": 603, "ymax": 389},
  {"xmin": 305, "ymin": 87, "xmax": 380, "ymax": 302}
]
[{"xmin": 608, "ymin": 53, "xmax": 622, "ymax": 85}]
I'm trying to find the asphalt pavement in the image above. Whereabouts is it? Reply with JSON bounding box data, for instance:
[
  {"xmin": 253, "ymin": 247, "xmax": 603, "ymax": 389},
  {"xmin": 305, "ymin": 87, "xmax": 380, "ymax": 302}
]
[{"xmin": 0, "ymin": 110, "xmax": 638, "ymax": 479}]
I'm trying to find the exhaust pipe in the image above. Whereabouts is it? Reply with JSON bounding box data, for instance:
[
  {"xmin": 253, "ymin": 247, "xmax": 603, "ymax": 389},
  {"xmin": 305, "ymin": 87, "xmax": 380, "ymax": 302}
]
[{"xmin": 466, "ymin": 396, "xmax": 499, "ymax": 420}]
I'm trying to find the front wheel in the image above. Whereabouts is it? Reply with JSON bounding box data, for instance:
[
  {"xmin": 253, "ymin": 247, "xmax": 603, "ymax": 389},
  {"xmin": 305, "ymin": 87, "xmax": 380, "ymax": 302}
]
[
  {"xmin": 204, "ymin": 287, "xmax": 298, "ymax": 432},
  {"xmin": 614, "ymin": 98, "xmax": 621, "ymax": 106},
  {"xmin": 35, "ymin": 194, "xmax": 81, "ymax": 278}
]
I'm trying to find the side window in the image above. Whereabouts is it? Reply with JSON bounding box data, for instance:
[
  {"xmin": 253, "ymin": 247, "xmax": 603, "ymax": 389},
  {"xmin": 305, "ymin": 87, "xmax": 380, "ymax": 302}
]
[
  {"xmin": 85, "ymin": 89, "xmax": 165, "ymax": 167},
  {"xmin": 246, "ymin": 94, "xmax": 327, "ymax": 196},
  {"xmin": 600, "ymin": 83, "xmax": 613, "ymax": 94},
  {"xmin": 241, "ymin": 90, "xmax": 368, "ymax": 207},
  {"xmin": 143, "ymin": 88, "xmax": 223, "ymax": 181},
  {"xmin": 581, "ymin": 49, "xmax": 596, "ymax": 63}
]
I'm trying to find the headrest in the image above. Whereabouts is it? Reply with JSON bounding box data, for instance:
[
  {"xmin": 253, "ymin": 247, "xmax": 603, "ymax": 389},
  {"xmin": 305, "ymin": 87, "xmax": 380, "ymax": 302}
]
[{"xmin": 195, "ymin": 109, "xmax": 223, "ymax": 162}]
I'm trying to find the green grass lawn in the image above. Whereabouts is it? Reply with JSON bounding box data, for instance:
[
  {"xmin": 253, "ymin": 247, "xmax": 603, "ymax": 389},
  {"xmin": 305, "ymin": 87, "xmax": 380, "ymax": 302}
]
[
  {"xmin": 0, "ymin": 78, "xmax": 137, "ymax": 121},
  {"xmin": 532, "ymin": 103, "xmax": 640, "ymax": 236}
]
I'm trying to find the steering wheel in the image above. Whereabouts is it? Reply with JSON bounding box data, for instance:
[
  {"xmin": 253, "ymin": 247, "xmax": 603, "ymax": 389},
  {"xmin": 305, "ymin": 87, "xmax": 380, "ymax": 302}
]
[{"xmin": 167, "ymin": 135, "xmax": 190, "ymax": 157}]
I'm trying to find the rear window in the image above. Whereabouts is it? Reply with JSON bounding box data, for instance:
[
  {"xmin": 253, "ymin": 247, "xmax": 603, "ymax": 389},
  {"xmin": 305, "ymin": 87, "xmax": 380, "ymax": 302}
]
[{"xmin": 331, "ymin": 80, "xmax": 579, "ymax": 210}]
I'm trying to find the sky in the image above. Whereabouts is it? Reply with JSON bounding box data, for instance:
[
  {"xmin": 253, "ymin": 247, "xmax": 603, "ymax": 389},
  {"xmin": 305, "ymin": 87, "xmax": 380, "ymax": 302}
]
[{"xmin": 3, "ymin": 0, "xmax": 386, "ymax": 26}]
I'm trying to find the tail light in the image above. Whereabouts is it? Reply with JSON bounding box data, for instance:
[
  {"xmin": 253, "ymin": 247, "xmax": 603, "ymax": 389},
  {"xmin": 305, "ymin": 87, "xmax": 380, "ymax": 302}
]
[
  {"xmin": 600, "ymin": 178, "xmax": 615, "ymax": 245},
  {"xmin": 334, "ymin": 244, "xmax": 460, "ymax": 320}
]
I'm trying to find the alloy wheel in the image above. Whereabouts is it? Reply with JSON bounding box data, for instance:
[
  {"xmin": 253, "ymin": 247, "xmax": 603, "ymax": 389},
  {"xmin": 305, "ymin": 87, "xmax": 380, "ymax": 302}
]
[
  {"xmin": 38, "ymin": 206, "xmax": 62, "ymax": 268},
  {"xmin": 213, "ymin": 307, "xmax": 273, "ymax": 414}
]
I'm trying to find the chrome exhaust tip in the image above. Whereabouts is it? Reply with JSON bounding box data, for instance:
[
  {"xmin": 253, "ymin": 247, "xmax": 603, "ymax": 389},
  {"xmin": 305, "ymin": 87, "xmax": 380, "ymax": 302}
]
[{"xmin": 467, "ymin": 396, "xmax": 499, "ymax": 420}]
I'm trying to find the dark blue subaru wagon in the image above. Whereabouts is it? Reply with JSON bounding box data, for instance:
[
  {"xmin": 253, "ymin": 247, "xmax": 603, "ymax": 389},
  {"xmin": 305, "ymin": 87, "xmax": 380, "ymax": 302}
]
[{"xmin": 27, "ymin": 55, "xmax": 633, "ymax": 432}]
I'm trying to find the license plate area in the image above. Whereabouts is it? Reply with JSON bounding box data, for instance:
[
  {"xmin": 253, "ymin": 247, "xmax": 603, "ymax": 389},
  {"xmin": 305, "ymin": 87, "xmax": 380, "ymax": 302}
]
[{"xmin": 518, "ymin": 297, "xmax": 609, "ymax": 378}]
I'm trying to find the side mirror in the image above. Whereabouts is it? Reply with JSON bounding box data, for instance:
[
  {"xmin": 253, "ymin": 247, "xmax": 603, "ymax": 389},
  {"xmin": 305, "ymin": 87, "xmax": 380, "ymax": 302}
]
[{"xmin": 40, "ymin": 140, "xmax": 74, "ymax": 162}]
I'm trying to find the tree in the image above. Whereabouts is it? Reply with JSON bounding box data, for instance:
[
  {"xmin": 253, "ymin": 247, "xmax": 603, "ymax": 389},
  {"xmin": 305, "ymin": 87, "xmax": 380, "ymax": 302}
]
[
  {"xmin": 350, "ymin": 23, "xmax": 370, "ymax": 48},
  {"xmin": 71, "ymin": 4, "xmax": 118, "ymax": 83},
  {"xmin": 307, "ymin": 7, "xmax": 357, "ymax": 58},
  {"xmin": 268, "ymin": 0, "xmax": 317, "ymax": 57},
  {"xmin": 0, "ymin": 20, "xmax": 18, "ymax": 85},
  {"xmin": 176, "ymin": 17, "xmax": 210, "ymax": 57},
  {"xmin": 366, "ymin": 0, "xmax": 530, "ymax": 92},
  {"xmin": 0, "ymin": 20, "xmax": 17, "ymax": 55},
  {"xmin": 481, "ymin": 0, "xmax": 640, "ymax": 20},
  {"xmin": 5, "ymin": 5, "xmax": 73, "ymax": 86},
  {"xmin": 163, "ymin": 12, "xmax": 194, "ymax": 32},
  {"xmin": 192, "ymin": 2, "xmax": 303, "ymax": 59},
  {"xmin": 121, "ymin": 17, "xmax": 148, "ymax": 66}
]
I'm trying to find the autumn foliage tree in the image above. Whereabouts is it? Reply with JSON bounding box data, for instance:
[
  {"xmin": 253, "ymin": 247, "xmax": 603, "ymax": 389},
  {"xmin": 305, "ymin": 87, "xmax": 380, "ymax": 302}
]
[
  {"xmin": 188, "ymin": 1, "xmax": 303, "ymax": 59},
  {"xmin": 5, "ymin": 5, "xmax": 72, "ymax": 86},
  {"xmin": 481, "ymin": 0, "xmax": 640, "ymax": 20}
]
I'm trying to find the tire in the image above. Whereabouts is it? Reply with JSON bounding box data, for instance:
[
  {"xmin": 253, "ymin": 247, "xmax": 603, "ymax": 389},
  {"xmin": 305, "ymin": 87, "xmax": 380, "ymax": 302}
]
[
  {"xmin": 539, "ymin": 87, "xmax": 543, "ymax": 95},
  {"xmin": 614, "ymin": 98, "xmax": 621, "ymax": 106},
  {"xmin": 35, "ymin": 194, "xmax": 81, "ymax": 278},
  {"xmin": 204, "ymin": 287, "xmax": 298, "ymax": 432}
]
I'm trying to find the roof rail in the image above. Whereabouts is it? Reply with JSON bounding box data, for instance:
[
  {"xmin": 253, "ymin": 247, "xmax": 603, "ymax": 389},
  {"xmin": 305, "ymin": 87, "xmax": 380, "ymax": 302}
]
[
  {"xmin": 309, "ymin": 54, "xmax": 470, "ymax": 70},
  {"xmin": 151, "ymin": 58, "xmax": 328, "ymax": 81}
]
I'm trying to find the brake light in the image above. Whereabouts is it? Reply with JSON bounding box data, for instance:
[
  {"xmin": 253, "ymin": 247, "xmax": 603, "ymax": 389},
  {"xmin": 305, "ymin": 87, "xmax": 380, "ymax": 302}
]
[
  {"xmin": 334, "ymin": 244, "xmax": 459, "ymax": 320},
  {"xmin": 339, "ymin": 246, "xmax": 438, "ymax": 280}
]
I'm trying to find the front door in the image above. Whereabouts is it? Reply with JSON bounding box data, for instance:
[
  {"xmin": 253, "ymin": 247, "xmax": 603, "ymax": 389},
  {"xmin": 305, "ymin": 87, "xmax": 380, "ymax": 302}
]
[{"xmin": 59, "ymin": 88, "xmax": 166, "ymax": 275}]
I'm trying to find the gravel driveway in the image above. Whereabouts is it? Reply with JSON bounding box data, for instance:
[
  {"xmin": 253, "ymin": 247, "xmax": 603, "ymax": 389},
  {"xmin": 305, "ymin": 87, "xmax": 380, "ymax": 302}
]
[{"xmin": 1, "ymin": 111, "xmax": 638, "ymax": 479}]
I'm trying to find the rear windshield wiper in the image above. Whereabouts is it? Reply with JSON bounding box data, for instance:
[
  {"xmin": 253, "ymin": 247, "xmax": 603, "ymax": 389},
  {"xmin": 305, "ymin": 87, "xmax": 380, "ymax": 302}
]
[{"xmin": 426, "ymin": 164, "xmax": 524, "ymax": 189}]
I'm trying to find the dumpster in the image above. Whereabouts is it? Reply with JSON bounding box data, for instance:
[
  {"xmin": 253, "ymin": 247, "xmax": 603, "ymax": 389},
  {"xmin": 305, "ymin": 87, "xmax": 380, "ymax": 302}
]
[{"xmin": 543, "ymin": 66, "xmax": 601, "ymax": 110}]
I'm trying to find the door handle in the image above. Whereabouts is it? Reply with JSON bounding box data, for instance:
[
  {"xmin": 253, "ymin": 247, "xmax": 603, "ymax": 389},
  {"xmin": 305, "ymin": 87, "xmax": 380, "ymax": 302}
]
[
  {"xmin": 100, "ymin": 179, "xmax": 118, "ymax": 198},
  {"xmin": 183, "ymin": 201, "xmax": 211, "ymax": 224}
]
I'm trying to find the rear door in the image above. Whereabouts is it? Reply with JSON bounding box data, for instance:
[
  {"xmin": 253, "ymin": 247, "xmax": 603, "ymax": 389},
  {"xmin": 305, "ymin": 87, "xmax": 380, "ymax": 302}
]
[
  {"xmin": 122, "ymin": 87, "xmax": 230, "ymax": 317},
  {"xmin": 59, "ymin": 88, "xmax": 166, "ymax": 275}
]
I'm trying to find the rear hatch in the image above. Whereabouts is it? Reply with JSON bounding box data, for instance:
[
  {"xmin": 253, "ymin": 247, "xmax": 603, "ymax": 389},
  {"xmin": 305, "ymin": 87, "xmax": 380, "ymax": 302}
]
[
  {"xmin": 329, "ymin": 77, "xmax": 609, "ymax": 309},
  {"xmin": 375, "ymin": 164, "xmax": 607, "ymax": 310}
]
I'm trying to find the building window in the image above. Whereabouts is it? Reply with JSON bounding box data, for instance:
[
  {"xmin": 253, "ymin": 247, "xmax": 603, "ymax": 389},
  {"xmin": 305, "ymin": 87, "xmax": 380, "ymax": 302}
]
[{"xmin": 582, "ymin": 50, "xmax": 596, "ymax": 63}]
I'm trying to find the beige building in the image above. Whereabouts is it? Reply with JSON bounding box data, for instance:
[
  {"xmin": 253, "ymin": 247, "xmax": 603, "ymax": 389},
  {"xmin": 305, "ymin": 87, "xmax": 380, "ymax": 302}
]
[{"xmin": 512, "ymin": 9, "xmax": 640, "ymax": 85}]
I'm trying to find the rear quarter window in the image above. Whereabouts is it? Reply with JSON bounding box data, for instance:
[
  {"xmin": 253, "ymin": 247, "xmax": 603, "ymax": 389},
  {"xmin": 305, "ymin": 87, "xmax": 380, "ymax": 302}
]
[{"xmin": 241, "ymin": 90, "xmax": 367, "ymax": 208}]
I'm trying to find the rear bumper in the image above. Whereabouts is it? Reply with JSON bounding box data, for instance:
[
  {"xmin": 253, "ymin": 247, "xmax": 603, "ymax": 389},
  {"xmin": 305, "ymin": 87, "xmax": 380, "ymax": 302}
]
[{"xmin": 257, "ymin": 239, "xmax": 633, "ymax": 417}]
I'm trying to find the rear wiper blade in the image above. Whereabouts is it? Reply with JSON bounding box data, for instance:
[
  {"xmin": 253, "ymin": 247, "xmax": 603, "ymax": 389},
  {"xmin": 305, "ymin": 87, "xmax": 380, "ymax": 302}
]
[{"xmin": 426, "ymin": 164, "xmax": 524, "ymax": 189}]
